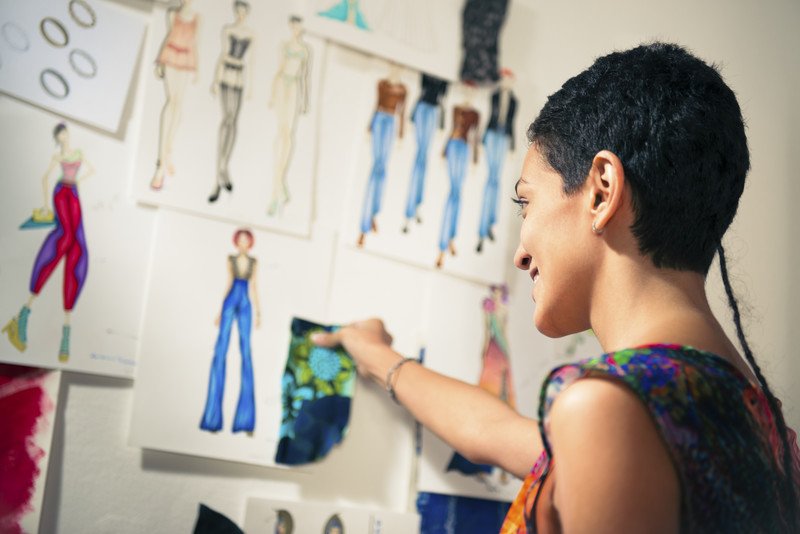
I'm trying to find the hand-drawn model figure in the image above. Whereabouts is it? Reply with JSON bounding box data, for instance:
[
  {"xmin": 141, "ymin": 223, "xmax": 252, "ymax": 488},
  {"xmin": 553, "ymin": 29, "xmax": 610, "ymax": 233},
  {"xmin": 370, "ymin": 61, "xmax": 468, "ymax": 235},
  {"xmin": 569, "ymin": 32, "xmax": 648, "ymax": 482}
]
[
  {"xmin": 447, "ymin": 284, "xmax": 516, "ymax": 482},
  {"xmin": 268, "ymin": 15, "xmax": 312, "ymax": 216},
  {"xmin": 3, "ymin": 123, "xmax": 94, "ymax": 362},
  {"xmin": 477, "ymin": 68, "xmax": 517, "ymax": 253},
  {"xmin": 275, "ymin": 509, "xmax": 294, "ymax": 534},
  {"xmin": 402, "ymin": 73, "xmax": 448, "ymax": 234},
  {"xmin": 357, "ymin": 65, "xmax": 406, "ymax": 247},
  {"xmin": 200, "ymin": 228, "xmax": 262, "ymax": 433},
  {"xmin": 436, "ymin": 85, "xmax": 480, "ymax": 268},
  {"xmin": 318, "ymin": 0, "xmax": 369, "ymax": 30},
  {"xmin": 460, "ymin": 0, "xmax": 510, "ymax": 84},
  {"xmin": 208, "ymin": 1, "xmax": 254, "ymax": 203},
  {"xmin": 323, "ymin": 513, "xmax": 345, "ymax": 534},
  {"xmin": 150, "ymin": 0, "xmax": 199, "ymax": 190}
]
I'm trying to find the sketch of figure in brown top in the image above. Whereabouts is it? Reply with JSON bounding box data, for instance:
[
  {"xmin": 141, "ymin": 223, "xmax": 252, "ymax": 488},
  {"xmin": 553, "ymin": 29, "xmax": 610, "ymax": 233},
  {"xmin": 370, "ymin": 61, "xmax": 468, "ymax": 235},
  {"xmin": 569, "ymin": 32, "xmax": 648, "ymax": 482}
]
[
  {"xmin": 436, "ymin": 83, "xmax": 480, "ymax": 268},
  {"xmin": 357, "ymin": 63, "xmax": 407, "ymax": 247}
]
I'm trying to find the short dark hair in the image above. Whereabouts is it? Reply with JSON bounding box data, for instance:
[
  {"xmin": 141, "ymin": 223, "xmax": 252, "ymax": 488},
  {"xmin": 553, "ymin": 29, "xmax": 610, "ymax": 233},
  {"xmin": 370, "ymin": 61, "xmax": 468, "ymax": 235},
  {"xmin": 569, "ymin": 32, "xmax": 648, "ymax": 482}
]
[
  {"xmin": 234, "ymin": 0, "xmax": 249, "ymax": 11},
  {"xmin": 289, "ymin": 15, "xmax": 303, "ymax": 24},
  {"xmin": 528, "ymin": 42, "xmax": 750, "ymax": 274},
  {"xmin": 53, "ymin": 122, "xmax": 67, "ymax": 140}
]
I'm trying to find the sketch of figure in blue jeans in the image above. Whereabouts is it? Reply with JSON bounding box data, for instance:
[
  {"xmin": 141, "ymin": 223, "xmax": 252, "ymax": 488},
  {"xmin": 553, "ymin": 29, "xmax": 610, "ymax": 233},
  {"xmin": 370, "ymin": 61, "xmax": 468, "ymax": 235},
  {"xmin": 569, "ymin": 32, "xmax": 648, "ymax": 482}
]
[
  {"xmin": 403, "ymin": 73, "xmax": 448, "ymax": 233},
  {"xmin": 200, "ymin": 228, "xmax": 262, "ymax": 433},
  {"xmin": 477, "ymin": 69, "xmax": 517, "ymax": 252},
  {"xmin": 436, "ymin": 99, "xmax": 480, "ymax": 269},
  {"xmin": 357, "ymin": 68, "xmax": 407, "ymax": 247}
]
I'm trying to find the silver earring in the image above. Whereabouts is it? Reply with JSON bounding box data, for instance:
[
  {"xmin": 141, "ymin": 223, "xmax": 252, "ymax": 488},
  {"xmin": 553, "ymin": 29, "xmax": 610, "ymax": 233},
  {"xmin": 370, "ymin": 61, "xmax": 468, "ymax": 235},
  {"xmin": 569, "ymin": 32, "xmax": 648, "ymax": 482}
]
[{"xmin": 591, "ymin": 221, "xmax": 604, "ymax": 235}]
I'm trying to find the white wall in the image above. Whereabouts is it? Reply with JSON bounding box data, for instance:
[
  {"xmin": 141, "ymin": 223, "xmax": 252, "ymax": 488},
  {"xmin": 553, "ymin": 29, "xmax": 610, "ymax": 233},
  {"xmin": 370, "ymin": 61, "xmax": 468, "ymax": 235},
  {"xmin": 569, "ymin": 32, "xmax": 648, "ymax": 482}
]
[{"xmin": 14, "ymin": 0, "xmax": 799, "ymax": 531}]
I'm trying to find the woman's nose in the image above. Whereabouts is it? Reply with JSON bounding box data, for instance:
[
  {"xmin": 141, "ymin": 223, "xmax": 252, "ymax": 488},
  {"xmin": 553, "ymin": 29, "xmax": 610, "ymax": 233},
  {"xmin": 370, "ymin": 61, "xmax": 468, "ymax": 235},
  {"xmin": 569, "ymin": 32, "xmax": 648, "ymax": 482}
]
[{"xmin": 513, "ymin": 243, "xmax": 531, "ymax": 271}]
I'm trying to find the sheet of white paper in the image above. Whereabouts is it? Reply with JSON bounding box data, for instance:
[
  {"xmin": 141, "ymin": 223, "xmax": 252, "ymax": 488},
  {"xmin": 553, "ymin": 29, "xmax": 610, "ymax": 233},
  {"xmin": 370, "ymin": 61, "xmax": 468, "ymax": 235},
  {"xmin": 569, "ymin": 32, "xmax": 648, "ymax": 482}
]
[
  {"xmin": 244, "ymin": 496, "xmax": 419, "ymax": 534},
  {"xmin": 0, "ymin": 96, "xmax": 155, "ymax": 378},
  {"xmin": 0, "ymin": 0, "xmax": 146, "ymax": 133},
  {"xmin": 131, "ymin": 2, "xmax": 324, "ymax": 237},
  {"xmin": 129, "ymin": 210, "xmax": 334, "ymax": 466},
  {"xmin": 304, "ymin": 0, "xmax": 464, "ymax": 81}
]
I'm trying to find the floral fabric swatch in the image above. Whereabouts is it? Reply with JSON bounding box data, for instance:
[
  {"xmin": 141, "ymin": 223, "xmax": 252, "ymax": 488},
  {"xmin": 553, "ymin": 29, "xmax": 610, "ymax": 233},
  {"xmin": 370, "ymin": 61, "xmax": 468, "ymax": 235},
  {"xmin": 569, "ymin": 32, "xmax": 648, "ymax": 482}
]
[{"xmin": 275, "ymin": 318, "xmax": 356, "ymax": 465}]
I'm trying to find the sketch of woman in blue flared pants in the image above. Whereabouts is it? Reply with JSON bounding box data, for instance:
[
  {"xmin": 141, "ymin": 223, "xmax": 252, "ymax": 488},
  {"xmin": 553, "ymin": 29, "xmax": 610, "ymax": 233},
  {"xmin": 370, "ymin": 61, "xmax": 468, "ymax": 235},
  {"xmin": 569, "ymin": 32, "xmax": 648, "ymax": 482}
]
[
  {"xmin": 477, "ymin": 70, "xmax": 517, "ymax": 252},
  {"xmin": 403, "ymin": 74, "xmax": 448, "ymax": 233},
  {"xmin": 357, "ymin": 68, "xmax": 406, "ymax": 247},
  {"xmin": 436, "ymin": 99, "xmax": 480, "ymax": 268},
  {"xmin": 200, "ymin": 228, "xmax": 261, "ymax": 433}
]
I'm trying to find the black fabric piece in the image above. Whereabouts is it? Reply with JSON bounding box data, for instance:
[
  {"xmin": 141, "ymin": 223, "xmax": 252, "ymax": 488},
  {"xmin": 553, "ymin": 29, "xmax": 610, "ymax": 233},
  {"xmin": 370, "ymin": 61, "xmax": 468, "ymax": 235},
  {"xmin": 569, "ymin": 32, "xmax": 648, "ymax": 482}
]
[
  {"xmin": 418, "ymin": 73, "xmax": 449, "ymax": 106},
  {"xmin": 193, "ymin": 504, "xmax": 243, "ymax": 534},
  {"xmin": 460, "ymin": 0, "xmax": 510, "ymax": 84},
  {"xmin": 484, "ymin": 89, "xmax": 518, "ymax": 150}
]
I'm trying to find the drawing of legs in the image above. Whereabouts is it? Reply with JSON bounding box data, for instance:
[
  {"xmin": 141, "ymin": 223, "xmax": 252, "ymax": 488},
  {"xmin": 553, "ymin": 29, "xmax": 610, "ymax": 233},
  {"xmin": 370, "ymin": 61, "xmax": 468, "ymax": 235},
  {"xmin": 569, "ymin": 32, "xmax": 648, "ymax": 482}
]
[
  {"xmin": 403, "ymin": 102, "xmax": 437, "ymax": 232},
  {"xmin": 209, "ymin": 81, "xmax": 244, "ymax": 203},
  {"xmin": 357, "ymin": 111, "xmax": 395, "ymax": 246},
  {"xmin": 200, "ymin": 279, "xmax": 255, "ymax": 432},
  {"xmin": 436, "ymin": 139, "xmax": 468, "ymax": 268},
  {"xmin": 21, "ymin": 183, "xmax": 88, "ymax": 361},
  {"xmin": 477, "ymin": 129, "xmax": 508, "ymax": 252},
  {"xmin": 269, "ymin": 75, "xmax": 300, "ymax": 215},
  {"xmin": 151, "ymin": 67, "xmax": 191, "ymax": 190}
]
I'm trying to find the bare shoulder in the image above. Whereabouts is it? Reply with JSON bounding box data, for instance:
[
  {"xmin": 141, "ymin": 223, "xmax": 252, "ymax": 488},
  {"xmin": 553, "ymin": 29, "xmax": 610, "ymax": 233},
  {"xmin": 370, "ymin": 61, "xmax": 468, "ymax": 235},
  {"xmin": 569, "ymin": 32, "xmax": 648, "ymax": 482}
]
[{"xmin": 548, "ymin": 378, "xmax": 681, "ymax": 533}]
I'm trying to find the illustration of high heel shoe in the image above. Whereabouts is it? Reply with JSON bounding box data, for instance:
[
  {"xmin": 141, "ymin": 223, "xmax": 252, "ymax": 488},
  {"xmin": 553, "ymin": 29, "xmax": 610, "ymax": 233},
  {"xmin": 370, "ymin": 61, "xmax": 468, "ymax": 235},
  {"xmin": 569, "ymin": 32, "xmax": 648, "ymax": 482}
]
[
  {"xmin": 58, "ymin": 324, "xmax": 71, "ymax": 363},
  {"xmin": 2, "ymin": 305, "xmax": 30, "ymax": 352},
  {"xmin": 150, "ymin": 161, "xmax": 165, "ymax": 191},
  {"xmin": 208, "ymin": 184, "xmax": 221, "ymax": 203}
]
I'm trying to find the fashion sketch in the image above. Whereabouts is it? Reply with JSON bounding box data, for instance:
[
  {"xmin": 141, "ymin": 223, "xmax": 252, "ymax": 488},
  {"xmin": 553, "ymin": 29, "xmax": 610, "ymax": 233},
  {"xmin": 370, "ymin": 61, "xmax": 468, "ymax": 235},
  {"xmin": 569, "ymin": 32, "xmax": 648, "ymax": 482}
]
[
  {"xmin": 275, "ymin": 509, "xmax": 294, "ymax": 534},
  {"xmin": 403, "ymin": 73, "xmax": 448, "ymax": 234},
  {"xmin": 357, "ymin": 64, "xmax": 406, "ymax": 247},
  {"xmin": 199, "ymin": 228, "xmax": 261, "ymax": 433},
  {"xmin": 436, "ymin": 85, "xmax": 480, "ymax": 268},
  {"xmin": 318, "ymin": 0, "xmax": 369, "ymax": 30},
  {"xmin": 3, "ymin": 123, "xmax": 94, "ymax": 362},
  {"xmin": 460, "ymin": 0, "xmax": 510, "ymax": 84},
  {"xmin": 150, "ymin": 0, "xmax": 200, "ymax": 190},
  {"xmin": 209, "ymin": 1, "xmax": 255, "ymax": 203},
  {"xmin": 477, "ymin": 69, "xmax": 516, "ymax": 253},
  {"xmin": 447, "ymin": 285, "xmax": 515, "ymax": 485},
  {"xmin": 268, "ymin": 16, "xmax": 312, "ymax": 216},
  {"xmin": 323, "ymin": 513, "xmax": 345, "ymax": 534}
]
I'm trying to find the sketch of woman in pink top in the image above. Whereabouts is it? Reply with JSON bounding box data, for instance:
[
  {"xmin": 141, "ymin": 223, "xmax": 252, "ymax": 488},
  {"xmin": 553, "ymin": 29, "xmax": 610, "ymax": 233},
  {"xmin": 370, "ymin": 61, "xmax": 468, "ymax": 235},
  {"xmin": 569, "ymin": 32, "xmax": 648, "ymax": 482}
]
[{"xmin": 149, "ymin": 0, "xmax": 200, "ymax": 190}]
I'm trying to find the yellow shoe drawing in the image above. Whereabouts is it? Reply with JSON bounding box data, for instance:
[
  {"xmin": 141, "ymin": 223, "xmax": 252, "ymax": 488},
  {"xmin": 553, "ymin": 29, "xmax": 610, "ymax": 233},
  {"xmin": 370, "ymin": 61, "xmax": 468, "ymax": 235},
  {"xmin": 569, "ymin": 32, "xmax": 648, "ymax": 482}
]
[{"xmin": 2, "ymin": 318, "xmax": 26, "ymax": 352}]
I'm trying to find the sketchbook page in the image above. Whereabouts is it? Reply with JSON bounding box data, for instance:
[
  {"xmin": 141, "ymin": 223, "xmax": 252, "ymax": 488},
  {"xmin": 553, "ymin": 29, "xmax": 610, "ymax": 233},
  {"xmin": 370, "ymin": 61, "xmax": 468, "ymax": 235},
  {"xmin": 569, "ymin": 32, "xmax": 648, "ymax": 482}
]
[
  {"xmin": 131, "ymin": 2, "xmax": 324, "ymax": 237},
  {"xmin": 415, "ymin": 272, "xmax": 547, "ymax": 502},
  {"xmin": 244, "ymin": 496, "xmax": 419, "ymax": 534},
  {"xmin": 129, "ymin": 210, "xmax": 334, "ymax": 467},
  {"xmin": 0, "ymin": 366, "xmax": 61, "ymax": 534},
  {"xmin": 328, "ymin": 48, "xmax": 518, "ymax": 286},
  {"xmin": 304, "ymin": 0, "xmax": 462, "ymax": 81},
  {"xmin": 0, "ymin": 96, "xmax": 154, "ymax": 378},
  {"xmin": 0, "ymin": 0, "xmax": 146, "ymax": 134}
]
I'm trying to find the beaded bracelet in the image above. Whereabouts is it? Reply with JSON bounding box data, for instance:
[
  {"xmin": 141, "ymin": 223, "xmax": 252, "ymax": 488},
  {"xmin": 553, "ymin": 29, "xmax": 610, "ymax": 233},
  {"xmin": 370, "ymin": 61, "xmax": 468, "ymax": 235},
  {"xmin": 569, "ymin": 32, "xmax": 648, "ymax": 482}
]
[{"xmin": 385, "ymin": 357, "xmax": 416, "ymax": 404}]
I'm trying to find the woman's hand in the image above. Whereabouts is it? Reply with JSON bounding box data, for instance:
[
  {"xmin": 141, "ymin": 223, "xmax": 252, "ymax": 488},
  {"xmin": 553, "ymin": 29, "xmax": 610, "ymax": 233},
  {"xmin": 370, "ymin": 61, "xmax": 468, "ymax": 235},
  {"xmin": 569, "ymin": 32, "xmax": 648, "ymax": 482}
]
[{"xmin": 311, "ymin": 318, "xmax": 397, "ymax": 384}]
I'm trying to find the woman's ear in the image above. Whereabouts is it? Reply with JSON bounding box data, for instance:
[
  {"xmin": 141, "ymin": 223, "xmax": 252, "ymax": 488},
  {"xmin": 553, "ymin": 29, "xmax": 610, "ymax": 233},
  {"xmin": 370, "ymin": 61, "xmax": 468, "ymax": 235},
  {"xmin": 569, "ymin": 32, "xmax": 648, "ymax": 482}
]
[{"xmin": 585, "ymin": 150, "xmax": 626, "ymax": 233}]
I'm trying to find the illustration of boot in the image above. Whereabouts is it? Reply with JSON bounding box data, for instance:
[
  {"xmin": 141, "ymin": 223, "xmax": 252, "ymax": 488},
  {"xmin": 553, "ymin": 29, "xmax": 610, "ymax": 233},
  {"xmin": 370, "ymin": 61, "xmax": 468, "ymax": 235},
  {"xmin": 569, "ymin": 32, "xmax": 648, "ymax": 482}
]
[
  {"xmin": 58, "ymin": 324, "xmax": 71, "ymax": 363},
  {"xmin": 2, "ymin": 305, "xmax": 30, "ymax": 352}
]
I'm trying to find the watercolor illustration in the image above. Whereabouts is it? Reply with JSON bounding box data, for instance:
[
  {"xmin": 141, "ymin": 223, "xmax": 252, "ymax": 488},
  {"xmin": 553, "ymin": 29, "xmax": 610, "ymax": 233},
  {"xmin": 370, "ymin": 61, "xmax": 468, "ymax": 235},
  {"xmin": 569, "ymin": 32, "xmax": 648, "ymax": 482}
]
[{"xmin": 199, "ymin": 228, "xmax": 261, "ymax": 433}]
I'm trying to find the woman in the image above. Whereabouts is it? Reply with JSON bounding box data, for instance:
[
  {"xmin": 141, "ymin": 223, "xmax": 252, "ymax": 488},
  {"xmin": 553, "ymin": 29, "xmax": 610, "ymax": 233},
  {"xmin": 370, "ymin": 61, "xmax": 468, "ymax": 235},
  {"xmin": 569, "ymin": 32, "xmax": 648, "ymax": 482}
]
[
  {"xmin": 3, "ymin": 123, "xmax": 94, "ymax": 363},
  {"xmin": 313, "ymin": 43, "xmax": 800, "ymax": 532},
  {"xmin": 208, "ymin": 0, "xmax": 254, "ymax": 203},
  {"xmin": 149, "ymin": 0, "xmax": 199, "ymax": 190},
  {"xmin": 268, "ymin": 15, "xmax": 311, "ymax": 216},
  {"xmin": 200, "ymin": 228, "xmax": 261, "ymax": 433}
]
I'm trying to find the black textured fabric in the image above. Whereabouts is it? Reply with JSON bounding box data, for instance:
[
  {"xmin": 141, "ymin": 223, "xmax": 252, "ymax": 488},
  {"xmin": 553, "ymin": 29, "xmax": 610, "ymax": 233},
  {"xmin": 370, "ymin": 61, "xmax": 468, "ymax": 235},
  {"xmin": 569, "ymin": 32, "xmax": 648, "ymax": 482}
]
[{"xmin": 460, "ymin": 0, "xmax": 510, "ymax": 84}]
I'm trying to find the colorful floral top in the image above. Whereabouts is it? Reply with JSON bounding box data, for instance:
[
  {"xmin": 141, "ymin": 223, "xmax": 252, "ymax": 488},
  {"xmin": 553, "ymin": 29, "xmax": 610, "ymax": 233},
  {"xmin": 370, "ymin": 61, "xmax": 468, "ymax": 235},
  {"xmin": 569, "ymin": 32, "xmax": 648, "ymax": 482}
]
[{"xmin": 501, "ymin": 344, "xmax": 800, "ymax": 533}]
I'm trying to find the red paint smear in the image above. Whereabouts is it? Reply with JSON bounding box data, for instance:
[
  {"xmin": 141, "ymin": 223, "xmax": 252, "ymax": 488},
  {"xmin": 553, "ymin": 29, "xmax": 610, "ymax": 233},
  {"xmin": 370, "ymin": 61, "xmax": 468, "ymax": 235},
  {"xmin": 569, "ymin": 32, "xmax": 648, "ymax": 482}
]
[{"xmin": 0, "ymin": 364, "xmax": 52, "ymax": 534}]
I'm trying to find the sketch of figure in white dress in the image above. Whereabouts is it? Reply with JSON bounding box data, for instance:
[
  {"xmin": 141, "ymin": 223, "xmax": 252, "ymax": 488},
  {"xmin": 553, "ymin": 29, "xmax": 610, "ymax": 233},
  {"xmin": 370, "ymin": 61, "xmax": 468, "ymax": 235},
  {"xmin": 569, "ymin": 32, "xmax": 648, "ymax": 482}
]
[{"xmin": 268, "ymin": 15, "xmax": 312, "ymax": 216}]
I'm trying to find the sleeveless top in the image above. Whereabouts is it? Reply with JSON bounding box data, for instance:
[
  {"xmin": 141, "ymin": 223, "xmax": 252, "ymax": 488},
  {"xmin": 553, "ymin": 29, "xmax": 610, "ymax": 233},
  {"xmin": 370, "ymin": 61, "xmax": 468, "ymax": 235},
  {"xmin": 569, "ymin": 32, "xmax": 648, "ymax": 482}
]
[
  {"xmin": 60, "ymin": 151, "xmax": 82, "ymax": 184},
  {"xmin": 501, "ymin": 344, "xmax": 800, "ymax": 533},
  {"xmin": 228, "ymin": 255, "xmax": 254, "ymax": 281}
]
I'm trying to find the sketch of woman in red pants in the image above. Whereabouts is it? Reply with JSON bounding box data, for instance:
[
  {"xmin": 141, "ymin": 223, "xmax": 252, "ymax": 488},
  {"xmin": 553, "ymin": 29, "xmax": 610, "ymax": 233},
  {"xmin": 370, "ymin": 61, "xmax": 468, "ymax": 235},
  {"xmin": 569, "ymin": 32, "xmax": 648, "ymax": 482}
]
[{"xmin": 2, "ymin": 123, "xmax": 94, "ymax": 362}]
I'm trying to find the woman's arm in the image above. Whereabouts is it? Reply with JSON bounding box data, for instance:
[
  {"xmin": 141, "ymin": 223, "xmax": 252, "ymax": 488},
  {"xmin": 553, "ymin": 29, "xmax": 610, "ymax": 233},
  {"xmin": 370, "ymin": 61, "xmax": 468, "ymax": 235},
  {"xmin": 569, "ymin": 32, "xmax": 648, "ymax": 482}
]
[
  {"xmin": 312, "ymin": 319, "xmax": 541, "ymax": 479},
  {"xmin": 41, "ymin": 154, "xmax": 59, "ymax": 208},
  {"xmin": 249, "ymin": 259, "xmax": 261, "ymax": 328},
  {"xmin": 77, "ymin": 152, "xmax": 95, "ymax": 183},
  {"xmin": 215, "ymin": 259, "xmax": 234, "ymax": 326},
  {"xmin": 211, "ymin": 25, "xmax": 227, "ymax": 94}
]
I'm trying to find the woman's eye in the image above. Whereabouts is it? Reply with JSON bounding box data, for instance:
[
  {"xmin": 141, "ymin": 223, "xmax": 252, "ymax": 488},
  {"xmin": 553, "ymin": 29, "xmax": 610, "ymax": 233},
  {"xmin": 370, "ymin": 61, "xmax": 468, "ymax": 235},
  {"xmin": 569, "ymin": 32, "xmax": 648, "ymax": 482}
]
[{"xmin": 511, "ymin": 197, "xmax": 528, "ymax": 216}]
